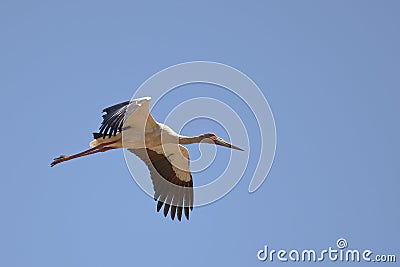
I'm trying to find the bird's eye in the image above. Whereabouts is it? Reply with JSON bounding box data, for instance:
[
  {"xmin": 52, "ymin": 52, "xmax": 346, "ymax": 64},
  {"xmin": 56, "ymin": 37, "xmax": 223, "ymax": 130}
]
[{"xmin": 208, "ymin": 134, "xmax": 217, "ymax": 140}]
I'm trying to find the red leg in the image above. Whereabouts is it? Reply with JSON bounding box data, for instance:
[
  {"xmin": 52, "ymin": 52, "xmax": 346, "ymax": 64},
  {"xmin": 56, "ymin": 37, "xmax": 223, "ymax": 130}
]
[{"xmin": 50, "ymin": 141, "xmax": 118, "ymax": 167}]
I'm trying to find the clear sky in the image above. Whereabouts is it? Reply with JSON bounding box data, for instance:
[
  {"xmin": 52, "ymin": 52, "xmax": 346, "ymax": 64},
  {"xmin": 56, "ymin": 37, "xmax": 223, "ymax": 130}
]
[{"xmin": 1, "ymin": 1, "xmax": 399, "ymax": 266}]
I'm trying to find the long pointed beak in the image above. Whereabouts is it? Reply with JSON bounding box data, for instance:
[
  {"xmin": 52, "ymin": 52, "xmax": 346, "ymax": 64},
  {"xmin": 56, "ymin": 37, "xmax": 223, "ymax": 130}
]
[{"xmin": 213, "ymin": 137, "xmax": 244, "ymax": 151}]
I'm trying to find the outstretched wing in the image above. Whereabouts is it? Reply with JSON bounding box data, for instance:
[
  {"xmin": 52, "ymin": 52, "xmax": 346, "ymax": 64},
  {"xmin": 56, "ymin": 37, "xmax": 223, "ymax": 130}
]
[
  {"xmin": 98, "ymin": 97, "xmax": 156, "ymax": 138},
  {"xmin": 129, "ymin": 144, "xmax": 194, "ymax": 221}
]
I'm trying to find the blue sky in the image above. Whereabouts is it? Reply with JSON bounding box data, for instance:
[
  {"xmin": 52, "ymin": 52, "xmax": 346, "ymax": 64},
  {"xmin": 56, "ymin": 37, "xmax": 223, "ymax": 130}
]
[{"xmin": 1, "ymin": 1, "xmax": 399, "ymax": 266}]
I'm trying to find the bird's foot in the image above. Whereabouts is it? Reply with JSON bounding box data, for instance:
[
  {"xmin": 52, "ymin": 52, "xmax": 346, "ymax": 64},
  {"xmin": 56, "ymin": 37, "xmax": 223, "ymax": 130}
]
[{"xmin": 50, "ymin": 155, "xmax": 69, "ymax": 167}]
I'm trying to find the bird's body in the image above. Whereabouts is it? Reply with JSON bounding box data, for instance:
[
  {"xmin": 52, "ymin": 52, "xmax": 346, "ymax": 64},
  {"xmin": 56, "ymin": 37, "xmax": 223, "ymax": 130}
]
[{"xmin": 51, "ymin": 97, "xmax": 243, "ymax": 221}]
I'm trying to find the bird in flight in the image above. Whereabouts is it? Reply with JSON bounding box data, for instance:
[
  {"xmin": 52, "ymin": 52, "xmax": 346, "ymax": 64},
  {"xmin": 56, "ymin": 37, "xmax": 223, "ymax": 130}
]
[{"xmin": 51, "ymin": 97, "xmax": 243, "ymax": 221}]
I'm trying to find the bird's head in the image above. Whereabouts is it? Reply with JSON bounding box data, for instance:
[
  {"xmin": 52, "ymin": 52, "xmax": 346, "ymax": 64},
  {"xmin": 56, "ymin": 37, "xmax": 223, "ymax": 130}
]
[{"xmin": 200, "ymin": 132, "xmax": 244, "ymax": 151}]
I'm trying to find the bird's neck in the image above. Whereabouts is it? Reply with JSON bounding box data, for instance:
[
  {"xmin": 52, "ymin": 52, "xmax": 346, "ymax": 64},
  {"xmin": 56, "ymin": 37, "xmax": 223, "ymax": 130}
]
[{"xmin": 178, "ymin": 135, "xmax": 203, "ymax": 145}]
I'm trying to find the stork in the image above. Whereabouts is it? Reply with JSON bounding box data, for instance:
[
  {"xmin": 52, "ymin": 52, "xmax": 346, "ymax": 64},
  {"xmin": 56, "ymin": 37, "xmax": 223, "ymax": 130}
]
[{"xmin": 51, "ymin": 97, "xmax": 243, "ymax": 221}]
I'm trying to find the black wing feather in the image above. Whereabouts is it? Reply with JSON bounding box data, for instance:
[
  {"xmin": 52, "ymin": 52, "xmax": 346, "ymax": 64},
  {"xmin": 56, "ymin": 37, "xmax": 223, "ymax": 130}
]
[
  {"xmin": 98, "ymin": 101, "xmax": 130, "ymax": 138},
  {"xmin": 129, "ymin": 148, "xmax": 194, "ymax": 221}
]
